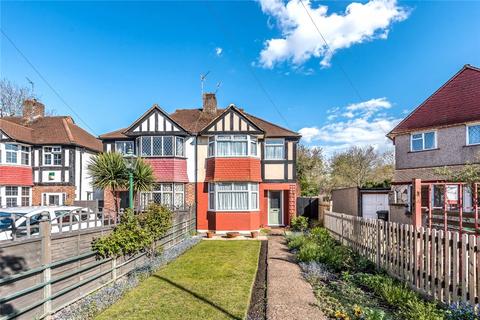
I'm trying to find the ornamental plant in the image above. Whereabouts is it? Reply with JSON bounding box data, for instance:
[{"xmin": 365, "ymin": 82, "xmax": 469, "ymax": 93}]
[
  {"xmin": 291, "ymin": 216, "xmax": 309, "ymax": 232},
  {"xmin": 92, "ymin": 204, "xmax": 173, "ymax": 258}
]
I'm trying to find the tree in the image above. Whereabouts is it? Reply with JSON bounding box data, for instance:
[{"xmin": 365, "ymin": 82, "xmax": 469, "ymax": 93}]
[
  {"xmin": 296, "ymin": 144, "xmax": 328, "ymax": 196},
  {"xmin": 0, "ymin": 79, "xmax": 36, "ymax": 117},
  {"xmin": 329, "ymin": 146, "xmax": 393, "ymax": 188},
  {"xmin": 88, "ymin": 152, "xmax": 155, "ymax": 214}
]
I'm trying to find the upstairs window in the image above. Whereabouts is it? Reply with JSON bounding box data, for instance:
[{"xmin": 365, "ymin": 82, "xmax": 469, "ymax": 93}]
[
  {"xmin": 43, "ymin": 146, "xmax": 62, "ymax": 166},
  {"xmin": 265, "ymin": 139, "xmax": 285, "ymax": 160},
  {"xmin": 6, "ymin": 144, "xmax": 18, "ymax": 164},
  {"xmin": 208, "ymin": 135, "xmax": 257, "ymax": 157},
  {"xmin": 4, "ymin": 143, "xmax": 30, "ymax": 165},
  {"xmin": 467, "ymin": 124, "xmax": 480, "ymax": 145},
  {"xmin": 115, "ymin": 141, "xmax": 134, "ymax": 155},
  {"xmin": 410, "ymin": 131, "xmax": 436, "ymax": 152},
  {"xmin": 138, "ymin": 136, "xmax": 185, "ymax": 157}
]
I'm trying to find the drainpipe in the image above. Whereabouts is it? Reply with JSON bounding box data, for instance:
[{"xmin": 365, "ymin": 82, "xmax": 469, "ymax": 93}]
[{"xmin": 194, "ymin": 134, "xmax": 198, "ymax": 230}]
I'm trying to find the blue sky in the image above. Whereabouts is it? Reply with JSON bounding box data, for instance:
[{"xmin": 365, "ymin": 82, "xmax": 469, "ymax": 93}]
[{"xmin": 1, "ymin": 1, "xmax": 479, "ymax": 156}]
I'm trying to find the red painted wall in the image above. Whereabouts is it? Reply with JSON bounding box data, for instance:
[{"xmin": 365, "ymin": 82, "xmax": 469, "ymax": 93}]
[
  {"xmin": 144, "ymin": 158, "xmax": 188, "ymax": 182},
  {"xmin": 205, "ymin": 158, "xmax": 261, "ymax": 182},
  {"xmin": 0, "ymin": 166, "xmax": 33, "ymax": 186}
]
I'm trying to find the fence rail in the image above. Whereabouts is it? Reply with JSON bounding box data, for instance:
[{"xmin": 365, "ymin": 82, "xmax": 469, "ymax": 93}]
[
  {"xmin": 0, "ymin": 209, "xmax": 195, "ymax": 320},
  {"xmin": 324, "ymin": 211, "xmax": 479, "ymax": 305}
]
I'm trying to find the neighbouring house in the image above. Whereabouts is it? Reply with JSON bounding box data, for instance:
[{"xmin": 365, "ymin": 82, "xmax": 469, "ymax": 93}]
[
  {"xmin": 387, "ymin": 64, "xmax": 480, "ymax": 227},
  {"xmin": 331, "ymin": 187, "xmax": 390, "ymax": 220},
  {"xmin": 0, "ymin": 99, "xmax": 103, "ymax": 207},
  {"xmin": 99, "ymin": 93, "xmax": 300, "ymax": 233}
]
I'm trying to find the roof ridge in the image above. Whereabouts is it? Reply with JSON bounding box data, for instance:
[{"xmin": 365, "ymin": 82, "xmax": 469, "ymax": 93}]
[
  {"xmin": 244, "ymin": 112, "xmax": 299, "ymax": 136},
  {"xmin": 62, "ymin": 118, "xmax": 75, "ymax": 143},
  {"xmin": 388, "ymin": 65, "xmax": 477, "ymax": 137}
]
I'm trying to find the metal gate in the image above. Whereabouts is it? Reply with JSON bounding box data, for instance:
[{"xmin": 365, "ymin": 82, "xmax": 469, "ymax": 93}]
[{"xmin": 296, "ymin": 197, "xmax": 319, "ymax": 219}]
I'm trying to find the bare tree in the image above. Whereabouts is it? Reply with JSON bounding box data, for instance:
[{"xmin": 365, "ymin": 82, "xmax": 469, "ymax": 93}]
[{"xmin": 0, "ymin": 79, "xmax": 36, "ymax": 117}]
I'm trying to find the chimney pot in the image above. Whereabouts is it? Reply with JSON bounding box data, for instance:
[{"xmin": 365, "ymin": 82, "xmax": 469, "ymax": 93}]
[
  {"xmin": 22, "ymin": 99, "xmax": 45, "ymax": 123},
  {"xmin": 202, "ymin": 93, "xmax": 217, "ymax": 115}
]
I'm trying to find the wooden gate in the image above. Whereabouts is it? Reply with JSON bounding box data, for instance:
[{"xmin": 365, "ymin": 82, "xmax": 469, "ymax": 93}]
[{"xmin": 296, "ymin": 197, "xmax": 319, "ymax": 219}]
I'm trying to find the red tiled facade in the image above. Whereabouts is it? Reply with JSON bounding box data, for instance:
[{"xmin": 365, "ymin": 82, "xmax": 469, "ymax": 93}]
[
  {"xmin": 144, "ymin": 158, "xmax": 188, "ymax": 182},
  {"xmin": 0, "ymin": 166, "xmax": 33, "ymax": 186},
  {"xmin": 205, "ymin": 158, "xmax": 261, "ymax": 182}
]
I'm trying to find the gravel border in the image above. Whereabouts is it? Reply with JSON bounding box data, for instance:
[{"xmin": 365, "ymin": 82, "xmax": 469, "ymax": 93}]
[
  {"xmin": 247, "ymin": 240, "xmax": 268, "ymax": 320},
  {"xmin": 53, "ymin": 236, "xmax": 202, "ymax": 320}
]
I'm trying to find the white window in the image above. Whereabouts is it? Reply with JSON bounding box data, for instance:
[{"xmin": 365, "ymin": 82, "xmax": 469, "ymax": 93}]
[
  {"xmin": 265, "ymin": 139, "xmax": 285, "ymax": 159},
  {"xmin": 43, "ymin": 146, "xmax": 62, "ymax": 166},
  {"xmin": 467, "ymin": 124, "xmax": 480, "ymax": 146},
  {"xmin": 2, "ymin": 186, "xmax": 31, "ymax": 208},
  {"xmin": 208, "ymin": 135, "xmax": 258, "ymax": 157},
  {"xmin": 42, "ymin": 192, "xmax": 65, "ymax": 206},
  {"xmin": 115, "ymin": 141, "xmax": 134, "ymax": 155},
  {"xmin": 138, "ymin": 136, "xmax": 184, "ymax": 157},
  {"xmin": 208, "ymin": 182, "xmax": 259, "ymax": 211},
  {"xmin": 410, "ymin": 131, "xmax": 436, "ymax": 152},
  {"xmin": 6, "ymin": 186, "xmax": 18, "ymax": 207},
  {"xmin": 3, "ymin": 144, "xmax": 30, "ymax": 165},
  {"xmin": 140, "ymin": 183, "xmax": 185, "ymax": 209}
]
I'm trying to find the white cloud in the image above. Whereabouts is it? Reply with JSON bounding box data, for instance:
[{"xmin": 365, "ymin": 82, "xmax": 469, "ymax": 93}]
[
  {"xmin": 299, "ymin": 97, "xmax": 400, "ymax": 156},
  {"xmin": 215, "ymin": 47, "xmax": 223, "ymax": 57},
  {"xmin": 258, "ymin": 0, "xmax": 409, "ymax": 68}
]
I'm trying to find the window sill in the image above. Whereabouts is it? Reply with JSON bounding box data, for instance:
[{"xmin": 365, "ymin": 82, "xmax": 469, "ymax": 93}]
[
  {"xmin": 206, "ymin": 156, "xmax": 260, "ymax": 159},
  {"xmin": 208, "ymin": 210, "xmax": 260, "ymax": 213},
  {"xmin": 463, "ymin": 144, "xmax": 480, "ymax": 148},
  {"xmin": 408, "ymin": 148, "xmax": 439, "ymax": 154}
]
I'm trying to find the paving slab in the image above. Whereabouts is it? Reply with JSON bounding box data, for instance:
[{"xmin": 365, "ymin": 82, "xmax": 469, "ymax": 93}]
[{"xmin": 266, "ymin": 232, "xmax": 325, "ymax": 320}]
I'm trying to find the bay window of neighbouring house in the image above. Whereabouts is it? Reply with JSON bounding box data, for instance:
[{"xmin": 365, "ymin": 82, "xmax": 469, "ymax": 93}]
[
  {"xmin": 3, "ymin": 143, "xmax": 30, "ymax": 165},
  {"xmin": 467, "ymin": 124, "xmax": 480, "ymax": 146},
  {"xmin": 140, "ymin": 183, "xmax": 184, "ymax": 209},
  {"xmin": 264, "ymin": 139, "xmax": 285, "ymax": 159},
  {"xmin": 1, "ymin": 186, "xmax": 31, "ymax": 207},
  {"xmin": 136, "ymin": 136, "xmax": 185, "ymax": 157},
  {"xmin": 43, "ymin": 146, "xmax": 62, "ymax": 166},
  {"xmin": 410, "ymin": 131, "xmax": 436, "ymax": 152},
  {"xmin": 115, "ymin": 141, "xmax": 134, "ymax": 155},
  {"xmin": 208, "ymin": 135, "xmax": 257, "ymax": 157},
  {"xmin": 208, "ymin": 182, "xmax": 259, "ymax": 211}
]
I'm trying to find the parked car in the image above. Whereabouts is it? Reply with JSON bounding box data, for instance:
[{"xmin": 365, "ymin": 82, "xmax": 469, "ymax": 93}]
[{"xmin": 0, "ymin": 206, "xmax": 103, "ymax": 241}]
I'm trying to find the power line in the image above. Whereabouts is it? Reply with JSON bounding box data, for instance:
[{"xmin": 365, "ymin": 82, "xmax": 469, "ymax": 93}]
[
  {"xmin": 298, "ymin": 0, "xmax": 364, "ymax": 102},
  {"xmin": 1, "ymin": 28, "xmax": 97, "ymax": 135},
  {"xmin": 204, "ymin": 2, "xmax": 291, "ymax": 128}
]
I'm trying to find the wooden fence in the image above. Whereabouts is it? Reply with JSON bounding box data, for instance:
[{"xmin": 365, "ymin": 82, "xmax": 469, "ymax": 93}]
[
  {"xmin": 324, "ymin": 211, "xmax": 479, "ymax": 305},
  {"xmin": 0, "ymin": 209, "xmax": 195, "ymax": 320}
]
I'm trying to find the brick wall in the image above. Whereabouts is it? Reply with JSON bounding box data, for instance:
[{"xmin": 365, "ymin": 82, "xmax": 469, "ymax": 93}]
[
  {"xmin": 185, "ymin": 183, "xmax": 195, "ymax": 206},
  {"xmin": 288, "ymin": 183, "xmax": 297, "ymax": 225},
  {"xmin": 32, "ymin": 185, "xmax": 76, "ymax": 206}
]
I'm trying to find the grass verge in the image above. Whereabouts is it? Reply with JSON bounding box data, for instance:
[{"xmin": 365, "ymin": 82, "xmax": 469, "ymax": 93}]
[{"xmin": 95, "ymin": 240, "xmax": 261, "ymax": 320}]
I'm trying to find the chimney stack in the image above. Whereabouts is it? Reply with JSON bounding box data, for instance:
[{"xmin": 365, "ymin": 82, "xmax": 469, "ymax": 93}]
[
  {"xmin": 202, "ymin": 93, "xmax": 217, "ymax": 115},
  {"xmin": 22, "ymin": 99, "xmax": 45, "ymax": 123}
]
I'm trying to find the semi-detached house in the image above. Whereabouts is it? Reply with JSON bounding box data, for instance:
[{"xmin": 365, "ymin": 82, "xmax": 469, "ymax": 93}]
[
  {"xmin": 0, "ymin": 99, "xmax": 103, "ymax": 207},
  {"xmin": 99, "ymin": 93, "xmax": 301, "ymax": 233}
]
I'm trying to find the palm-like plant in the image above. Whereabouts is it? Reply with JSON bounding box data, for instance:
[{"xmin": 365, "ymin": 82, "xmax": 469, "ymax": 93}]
[
  {"xmin": 132, "ymin": 157, "xmax": 155, "ymax": 203},
  {"xmin": 88, "ymin": 152, "xmax": 128, "ymax": 214}
]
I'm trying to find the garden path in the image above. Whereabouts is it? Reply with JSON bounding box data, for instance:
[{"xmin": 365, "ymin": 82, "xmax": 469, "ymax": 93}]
[{"xmin": 266, "ymin": 230, "xmax": 326, "ymax": 320}]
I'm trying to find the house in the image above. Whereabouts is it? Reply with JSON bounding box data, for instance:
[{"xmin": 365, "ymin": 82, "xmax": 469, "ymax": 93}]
[
  {"xmin": 0, "ymin": 99, "xmax": 103, "ymax": 207},
  {"xmin": 387, "ymin": 64, "xmax": 480, "ymax": 226},
  {"xmin": 331, "ymin": 187, "xmax": 390, "ymax": 220},
  {"xmin": 99, "ymin": 93, "xmax": 300, "ymax": 233}
]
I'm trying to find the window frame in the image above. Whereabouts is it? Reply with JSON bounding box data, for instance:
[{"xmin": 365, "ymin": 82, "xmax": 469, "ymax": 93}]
[
  {"xmin": 207, "ymin": 135, "xmax": 259, "ymax": 158},
  {"xmin": 137, "ymin": 136, "xmax": 185, "ymax": 157},
  {"xmin": 43, "ymin": 146, "xmax": 63, "ymax": 166},
  {"xmin": 2, "ymin": 186, "xmax": 31, "ymax": 208},
  {"xmin": 115, "ymin": 141, "xmax": 134, "ymax": 155},
  {"xmin": 3, "ymin": 143, "xmax": 30, "ymax": 165},
  {"xmin": 466, "ymin": 124, "xmax": 480, "ymax": 146},
  {"xmin": 208, "ymin": 182, "xmax": 259, "ymax": 212},
  {"xmin": 140, "ymin": 183, "xmax": 185, "ymax": 210},
  {"xmin": 264, "ymin": 138, "xmax": 285, "ymax": 160},
  {"xmin": 410, "ymin": 131, "xmax": 437, "ymax": 152}
]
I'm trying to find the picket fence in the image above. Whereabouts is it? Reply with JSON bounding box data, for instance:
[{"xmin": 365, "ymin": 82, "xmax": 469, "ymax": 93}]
[{"xmin": 324, "ymin": 211, "xmax": 479, "ymax": 305}]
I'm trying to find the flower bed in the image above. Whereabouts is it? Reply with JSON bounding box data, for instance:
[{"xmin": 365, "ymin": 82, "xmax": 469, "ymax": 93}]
[{"xmin": 286, "ymin": 228, "xmax": 462, "ymax": 320}]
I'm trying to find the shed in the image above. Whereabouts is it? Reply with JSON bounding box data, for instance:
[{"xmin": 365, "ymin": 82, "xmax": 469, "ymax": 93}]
[{"xmin": 331, "ymin": 187, "xmax": 390, "ymax": 220}]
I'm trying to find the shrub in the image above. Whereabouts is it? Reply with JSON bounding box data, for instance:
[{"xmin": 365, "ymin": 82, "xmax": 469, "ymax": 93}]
[
  {"xmin": 287, "ymin": 234, "xmax": 307, "ymax": 250},
  {"xmin": 92, "ymin": 205, "xmax": 173, "ymax": 258},
  {"xmin": 298, "ymin": 240, "xmax": 320, "ymax": 262},
  {"xmin": 446, "ymin": 302, "xmax": 480, "ymax": 320},
  {"xmin": 291, "ymin": 216, "xmax": 309, "ymax": 232}
]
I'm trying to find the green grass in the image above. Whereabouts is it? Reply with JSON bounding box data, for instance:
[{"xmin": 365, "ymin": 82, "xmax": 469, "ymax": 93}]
[{"xmin": 95, "ymin": 241, "xmax": 261, "ymax": 320}]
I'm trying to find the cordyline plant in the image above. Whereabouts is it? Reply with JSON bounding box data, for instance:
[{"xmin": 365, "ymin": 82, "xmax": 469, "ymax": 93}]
[{"xmin": 88, "ymin": 152, "xmax": 155, "ymax": 214}]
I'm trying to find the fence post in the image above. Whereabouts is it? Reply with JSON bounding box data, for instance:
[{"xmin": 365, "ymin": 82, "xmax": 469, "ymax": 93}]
[
  {"xmin": 376, "ymin": 219, "xmax": 381, "ymax": 269},
  {"xmin": 112, "ymin": 257, "xmax": 117, "ymax": 281},
  {"xmin": 40, "ymin": 211, "xmax": 52, "ymax": 319},
  {"xmin": 412, "ymin": 179, "xmax": 422, "ymax": 228},
  {"xmin": 341, "ymin": 214, "xmax": 345, "ymax": 245}
]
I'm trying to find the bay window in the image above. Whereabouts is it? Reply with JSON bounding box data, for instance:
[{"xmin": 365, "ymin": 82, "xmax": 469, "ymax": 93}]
[
  {"xmin": 1, "ymin": 186, "xmax": 31, "ymax": 208},
  {"xmin": 410, "ymin": 131, "xmax": 436, "ymax": 152},
  {"xmin": 137, "ymin": 136, "xmax": 185, "ymax": 157},
  {"xmin": 3, "ymin": 143, "xmax": 30, "ymax": 165},
  {"xmin": 208, "ymin": 135, "xmax": 258, "ymax": 157},
  {"xmin": 115, "ymin": 141, "xmax": 134, "ymax": 155},
  {"xmin": 467, "ymin": 124, "xmax": 480, "ymax": 145},
  {"xmin": 265, "ymin": 139, "xmax": 285, "ymax": 159},
  {"xmin": 208, "ymin": 182, "xmax": 259, "ymax": 211},
  {"xmin": 43, "ymin": 146, "xmax": 62, "ymax": 166},
  {"xmin": 140, "ymin": 183, "xmax": 185, "ymax": 209}
]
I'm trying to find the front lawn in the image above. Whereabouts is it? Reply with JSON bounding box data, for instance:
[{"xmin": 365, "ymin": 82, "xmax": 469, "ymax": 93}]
[{"xmin": 95, "ymin": 240, "xmax": 261, "ymax": 320}]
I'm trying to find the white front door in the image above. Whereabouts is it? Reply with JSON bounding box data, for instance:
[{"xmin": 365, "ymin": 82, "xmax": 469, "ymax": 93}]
[
  {"xmin": 362, "ymin": 194, "xmax": 388, "ymax": 219},
  {"xmin": 268, "ymin": 191, "xmax": 283, "ymax": 226}
]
